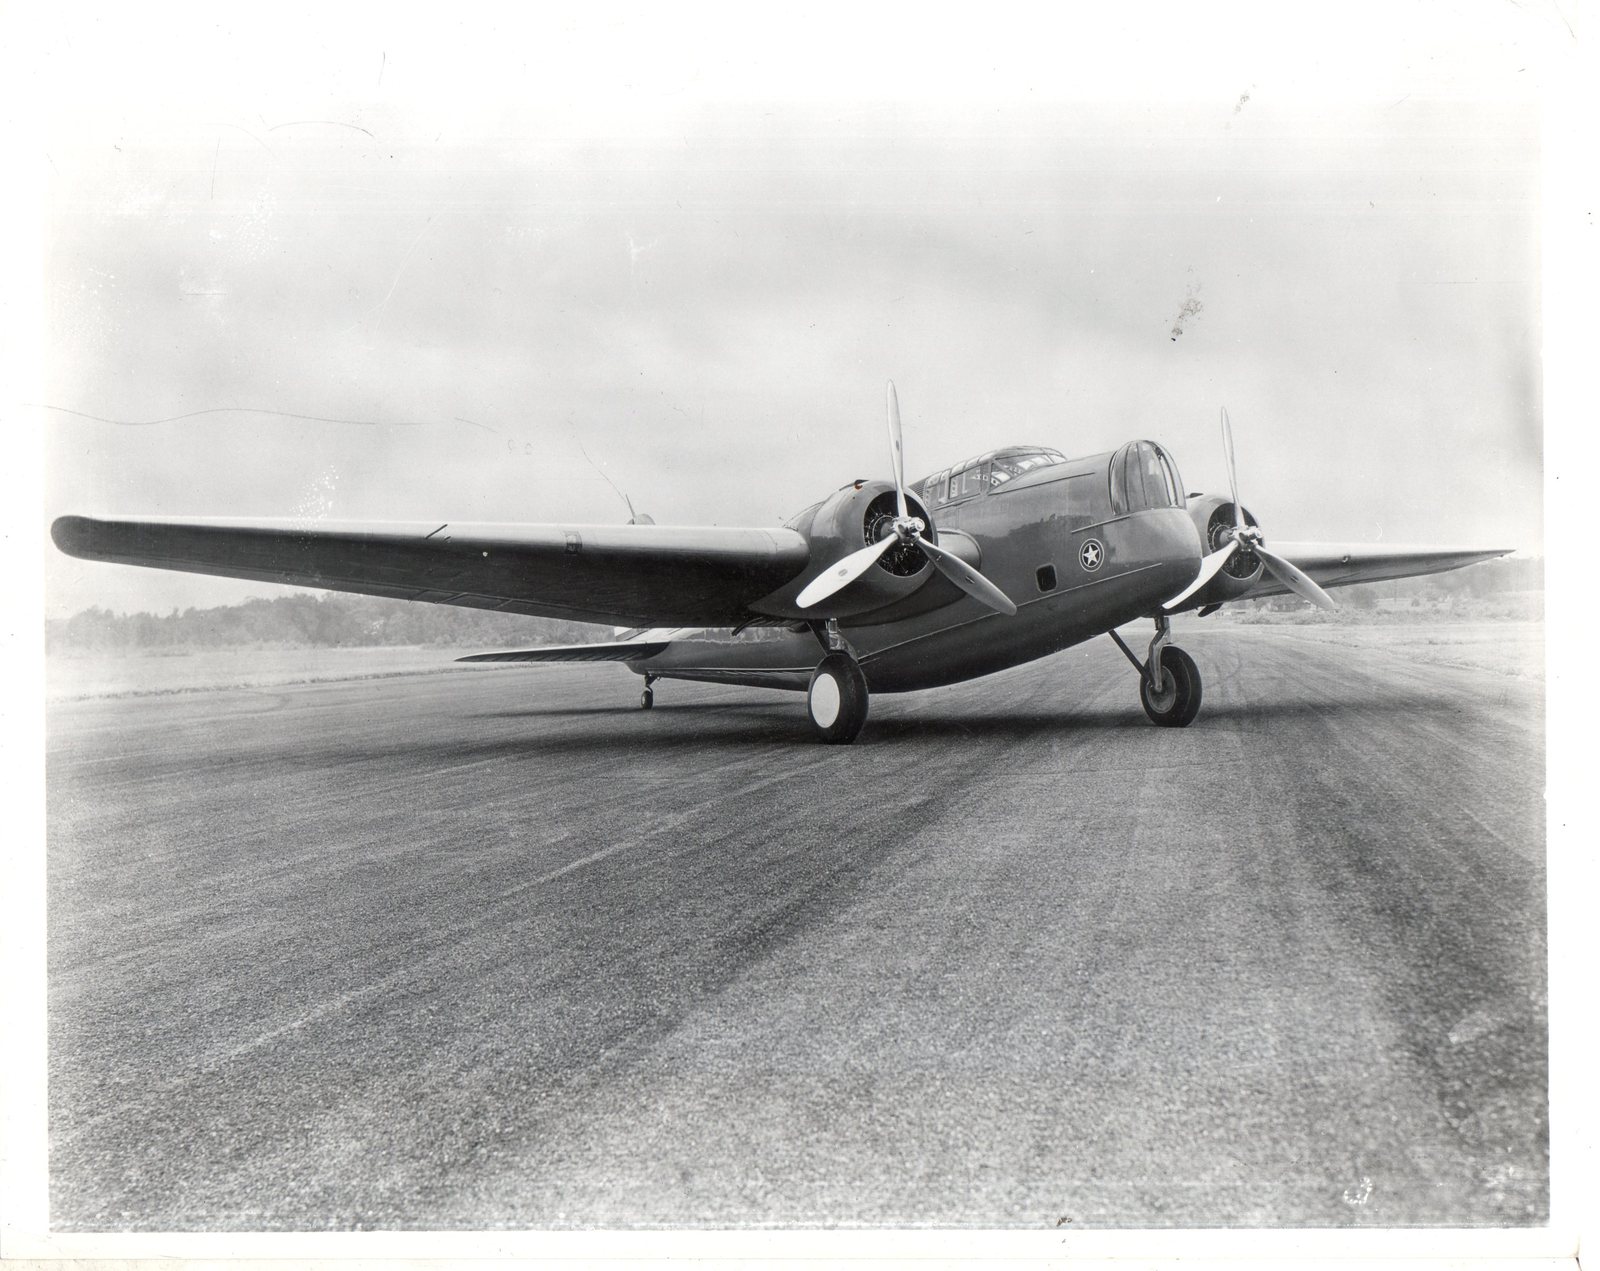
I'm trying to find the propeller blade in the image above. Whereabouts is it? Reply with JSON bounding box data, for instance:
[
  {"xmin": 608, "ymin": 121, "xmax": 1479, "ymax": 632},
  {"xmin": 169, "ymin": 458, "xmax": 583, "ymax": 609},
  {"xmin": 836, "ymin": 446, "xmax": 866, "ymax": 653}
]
[
  {"xmin": 1255, "ymin": 544, "xmax": 1338, "ymax": 611},
  {"xmin": 917, "ymin": 533, "xmax": 1018, "ymax": 616},
  {"xmin": 1221, "ymin": 406, "xmax": 1244, "ymax": 532},
  {"xmin": 796, "ymin": 533, "xmax": 899, "ymax": 608},
  {"xmin": 887, "ymin": 380, "xmax": 908, "ymax": 521},
  {"xmin": 1161, "ymin": 539, "xmax": 1240, "ymax": 611}
]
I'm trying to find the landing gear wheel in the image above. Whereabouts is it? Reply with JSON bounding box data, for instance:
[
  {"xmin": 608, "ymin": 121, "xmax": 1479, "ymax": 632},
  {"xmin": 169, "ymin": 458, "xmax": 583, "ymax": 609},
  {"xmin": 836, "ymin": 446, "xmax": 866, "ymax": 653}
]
[
  {"xmin": 1140, "ymin": 646, "xmax": 1202, "ymax": 727},
  {"xmin": 640, "ymin": 687, "xmax": 654, "ymax": 710},
  {"xmin": 807, "ymin": 652, "xmax": 869, "ymax": 744}
]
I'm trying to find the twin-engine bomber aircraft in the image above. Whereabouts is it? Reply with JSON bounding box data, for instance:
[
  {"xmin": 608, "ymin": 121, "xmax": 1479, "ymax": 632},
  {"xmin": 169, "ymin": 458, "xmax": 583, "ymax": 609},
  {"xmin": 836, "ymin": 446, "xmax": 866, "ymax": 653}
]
[{"xmin": 53, "ymin": 386, "xmax": 1507, "ymax": 743}]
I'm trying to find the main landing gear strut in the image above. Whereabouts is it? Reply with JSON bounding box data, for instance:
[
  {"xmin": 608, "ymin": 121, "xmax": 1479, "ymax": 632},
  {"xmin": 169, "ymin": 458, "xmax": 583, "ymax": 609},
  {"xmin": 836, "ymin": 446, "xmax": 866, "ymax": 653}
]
[
  {"xmin": 1109, "ymin": 614, "xmax": 1203, "ymax": 727},
  {"xmin": 807, "ymin": 620, "xmax": 869, "ymax": 744}
]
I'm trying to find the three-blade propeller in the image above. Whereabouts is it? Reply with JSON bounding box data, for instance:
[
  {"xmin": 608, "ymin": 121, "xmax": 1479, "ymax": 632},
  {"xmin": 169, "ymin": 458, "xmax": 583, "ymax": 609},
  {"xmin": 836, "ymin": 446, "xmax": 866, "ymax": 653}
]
[
  {"xmin": 1162, "ymin": 408, "xmax": 1336, "ymax": 612},
  {"xmin": 796, "ymin": 383, "xmax": 1018, "ymax": 616}
]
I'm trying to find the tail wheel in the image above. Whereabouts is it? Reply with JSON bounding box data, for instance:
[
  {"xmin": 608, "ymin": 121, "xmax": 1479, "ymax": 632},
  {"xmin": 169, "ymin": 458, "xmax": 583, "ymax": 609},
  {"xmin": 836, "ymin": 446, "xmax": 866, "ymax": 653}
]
[
  {"xmin": 807, "ymin": 652, "xmax": 869, "ymax": 744},
  {"xmin": 1140, "ymin": 646, "xmax": 1202, "ymax": 727},
  {"xmin": 640, "ymin": 687, "xmax": 654, "ymax": 710}
]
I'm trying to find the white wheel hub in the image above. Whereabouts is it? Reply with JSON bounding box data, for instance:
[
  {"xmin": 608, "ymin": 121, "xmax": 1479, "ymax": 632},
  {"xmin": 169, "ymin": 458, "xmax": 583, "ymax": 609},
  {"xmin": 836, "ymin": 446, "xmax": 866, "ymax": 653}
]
[{"xmin": 809, "ymin": 672, "xmax": 842, "ymax": 727}]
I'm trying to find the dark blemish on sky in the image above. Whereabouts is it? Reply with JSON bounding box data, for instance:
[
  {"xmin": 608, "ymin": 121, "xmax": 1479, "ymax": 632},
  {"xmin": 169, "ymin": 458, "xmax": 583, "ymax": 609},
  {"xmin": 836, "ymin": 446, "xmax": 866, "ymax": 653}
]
[
  {"xmin": 1170, "ymin": 283, "xmax": 1203, "ymax": 341},
  {"xmin": 1235, "ymin": 92, "xmax": 1250, "ymax": 113}
]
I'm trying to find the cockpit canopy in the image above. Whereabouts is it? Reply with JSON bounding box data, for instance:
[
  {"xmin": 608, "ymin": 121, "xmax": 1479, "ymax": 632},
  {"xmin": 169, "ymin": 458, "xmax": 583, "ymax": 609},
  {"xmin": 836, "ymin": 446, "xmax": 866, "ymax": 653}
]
[
  {"xmin": 1109, "ymin": 441, "xmax": 1185, "ymax": 514},
  {"xmin": 917, "ymin": 446, "xmax": 1068, "ymax": 507}
]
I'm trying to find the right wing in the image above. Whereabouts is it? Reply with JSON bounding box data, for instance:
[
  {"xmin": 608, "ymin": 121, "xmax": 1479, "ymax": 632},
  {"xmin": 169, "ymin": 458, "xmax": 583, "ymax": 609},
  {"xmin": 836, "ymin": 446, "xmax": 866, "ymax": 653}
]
[{"xmin": 51, "ymin": 516, "xmax": 812, "ymax": 629}]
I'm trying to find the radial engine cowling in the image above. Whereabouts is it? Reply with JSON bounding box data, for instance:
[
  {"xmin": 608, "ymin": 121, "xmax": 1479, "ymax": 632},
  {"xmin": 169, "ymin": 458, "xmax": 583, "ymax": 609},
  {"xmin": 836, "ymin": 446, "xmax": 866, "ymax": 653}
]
[
  {"xmin": 1177, "ymin": 494, "xmax": 1265, "ymax": 609},
  {"xmin": 765, "ymin": 479, "xmax": 938, "ymax": 619}
]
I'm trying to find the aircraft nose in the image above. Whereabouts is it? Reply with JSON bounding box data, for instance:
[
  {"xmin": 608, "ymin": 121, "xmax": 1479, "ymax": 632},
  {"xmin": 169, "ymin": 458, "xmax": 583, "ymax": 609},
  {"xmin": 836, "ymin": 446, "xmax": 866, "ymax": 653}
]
[
  {"xmin": 1173, "ymin": 505, "xmax": 1206, "ymax": 561},
  {"xmin": 1141, "ymin": 506, "xmax": 1205, "ymax": 596}
]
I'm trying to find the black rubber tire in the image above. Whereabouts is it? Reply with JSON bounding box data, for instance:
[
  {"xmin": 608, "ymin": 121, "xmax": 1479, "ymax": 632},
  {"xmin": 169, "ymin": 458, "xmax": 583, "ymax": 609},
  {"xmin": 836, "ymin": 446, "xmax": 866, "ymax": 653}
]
[
  {"xmin": 640, "ymin": 687, "xmax": 654, "ymax": 710},
  {"xmin": 1139, "ymin": 646, "xmax": 1202, "ymax": 727},
  {"xmin": 807, "ymin": 652, "xmax": 870, "ymax": 744}
]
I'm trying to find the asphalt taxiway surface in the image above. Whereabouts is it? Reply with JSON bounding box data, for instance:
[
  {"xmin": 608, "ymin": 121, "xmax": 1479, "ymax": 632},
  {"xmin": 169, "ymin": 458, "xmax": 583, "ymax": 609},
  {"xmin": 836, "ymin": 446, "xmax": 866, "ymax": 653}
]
[{"xmin": 45, "ymin": 626, "xmax": 1546, "ymax": 1229}]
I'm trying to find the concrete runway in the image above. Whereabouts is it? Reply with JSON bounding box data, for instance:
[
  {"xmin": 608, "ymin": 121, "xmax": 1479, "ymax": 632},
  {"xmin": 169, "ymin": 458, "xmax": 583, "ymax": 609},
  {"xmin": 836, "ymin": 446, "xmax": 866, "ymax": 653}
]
[{"xmin": 45, "ymin": 625, "xmax": 1546, "ymax": 1230}]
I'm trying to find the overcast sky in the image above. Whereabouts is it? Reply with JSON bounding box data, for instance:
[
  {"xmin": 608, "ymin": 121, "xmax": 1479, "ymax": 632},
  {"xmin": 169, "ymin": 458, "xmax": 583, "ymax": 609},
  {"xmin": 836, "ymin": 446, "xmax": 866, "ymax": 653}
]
[{"xmin": 26, "ymin": 3, "xmax": 1558, "ymax": 617}]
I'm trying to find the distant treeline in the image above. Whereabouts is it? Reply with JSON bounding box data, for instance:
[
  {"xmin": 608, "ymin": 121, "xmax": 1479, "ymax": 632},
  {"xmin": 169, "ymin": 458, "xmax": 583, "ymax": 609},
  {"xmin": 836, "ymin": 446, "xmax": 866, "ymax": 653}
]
[
  {"xmin": 47, "ymin": 593, "xmax": 607, "ymax": 653},
  {"xmin": 47, "ymin": 555, "xmax": 1543, "ymax": 653},
  {"xmin": 1246, "ymin": 553, "xmax": 1543, "ymax": 611}
]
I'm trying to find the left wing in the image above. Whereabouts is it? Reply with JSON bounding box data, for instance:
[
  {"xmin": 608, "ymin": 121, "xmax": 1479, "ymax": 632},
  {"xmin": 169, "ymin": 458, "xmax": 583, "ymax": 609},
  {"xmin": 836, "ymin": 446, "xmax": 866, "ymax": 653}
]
[
  {"xmin": 1234, "ymin": 543, "xmax": 1511, "ymax": 602},
  {"xmin": 51, "ymin": 516, "xmax": 811, "ymax": 629}
]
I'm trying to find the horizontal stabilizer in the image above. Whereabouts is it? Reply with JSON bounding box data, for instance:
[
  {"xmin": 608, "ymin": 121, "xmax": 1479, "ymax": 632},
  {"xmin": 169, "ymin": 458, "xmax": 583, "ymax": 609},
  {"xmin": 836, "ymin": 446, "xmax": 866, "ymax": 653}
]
[{"xmin": 457, "ymin": 640, "xmax": 672, "ymax": 664}]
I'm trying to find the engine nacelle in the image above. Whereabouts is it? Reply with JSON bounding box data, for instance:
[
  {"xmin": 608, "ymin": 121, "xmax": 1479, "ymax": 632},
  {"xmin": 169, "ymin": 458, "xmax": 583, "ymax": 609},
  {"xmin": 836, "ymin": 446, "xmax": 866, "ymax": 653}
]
[
  {"xmin": 755, "ymin": 479, "xmax": 938, "ymax": 619},
  {"xmin": 1176, "ymin": 494, "xmax": 1265, "ymax": 609}
]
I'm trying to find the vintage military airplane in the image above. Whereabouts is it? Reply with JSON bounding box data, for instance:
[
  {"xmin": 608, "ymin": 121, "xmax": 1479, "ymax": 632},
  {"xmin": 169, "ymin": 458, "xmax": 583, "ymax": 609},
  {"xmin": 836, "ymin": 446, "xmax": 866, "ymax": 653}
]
[{"xmin": 52, "ymin": 386, "xmax": 1507, "ymax": 743}]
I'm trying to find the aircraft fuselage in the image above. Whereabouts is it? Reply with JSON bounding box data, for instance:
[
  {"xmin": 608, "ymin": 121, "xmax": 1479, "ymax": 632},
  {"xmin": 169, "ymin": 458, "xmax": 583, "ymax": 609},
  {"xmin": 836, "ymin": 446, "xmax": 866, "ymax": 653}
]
[{"xmin": 636, "ymin": 444, "xmax": 1203, "ymax": 694}]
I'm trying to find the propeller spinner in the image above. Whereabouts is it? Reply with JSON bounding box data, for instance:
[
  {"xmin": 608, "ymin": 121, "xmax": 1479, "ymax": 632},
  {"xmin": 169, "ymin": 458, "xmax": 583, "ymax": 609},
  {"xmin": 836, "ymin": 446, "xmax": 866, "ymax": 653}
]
[
  {"xmin": 796, "ymin": 383, "xmax": 1019, "ymax": 616},
  {"xmin": 1162, "ymin": 407, "xmax": 1336, "ymax": 612}
]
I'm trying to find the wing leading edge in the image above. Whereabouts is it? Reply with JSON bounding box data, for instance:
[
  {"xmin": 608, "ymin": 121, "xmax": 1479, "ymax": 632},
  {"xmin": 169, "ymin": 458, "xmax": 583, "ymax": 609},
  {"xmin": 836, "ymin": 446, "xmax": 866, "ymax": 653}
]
[{"xmin": 52, "ymin": 516, "xmax": 812, "ymax": 629}]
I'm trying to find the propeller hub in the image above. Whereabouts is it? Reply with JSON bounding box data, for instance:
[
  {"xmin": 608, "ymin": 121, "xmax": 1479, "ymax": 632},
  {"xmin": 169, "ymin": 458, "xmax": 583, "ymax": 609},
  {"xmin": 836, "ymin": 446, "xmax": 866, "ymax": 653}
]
[
  {"xmin": 1234, "ymin": 524, "xmax": 1263, "ymax": 549},
  {"xmin": 791, "ymin": 384, "xmax": 1018, "ymax": 617},
  {"xmin": 1161, "ymin": 408, "xmax": 1338, "ymax": 614}
]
